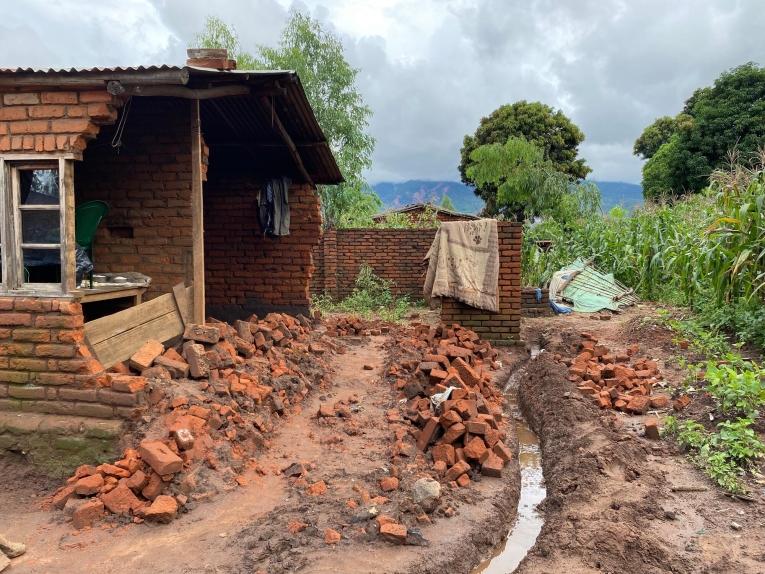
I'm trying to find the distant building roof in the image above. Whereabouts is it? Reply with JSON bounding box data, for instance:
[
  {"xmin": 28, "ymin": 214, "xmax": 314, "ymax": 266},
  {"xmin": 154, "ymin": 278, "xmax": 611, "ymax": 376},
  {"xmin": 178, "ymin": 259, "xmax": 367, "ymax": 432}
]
[{"xmin": 372, "ymin": 203, "xmax": 479, "ymax": 221}]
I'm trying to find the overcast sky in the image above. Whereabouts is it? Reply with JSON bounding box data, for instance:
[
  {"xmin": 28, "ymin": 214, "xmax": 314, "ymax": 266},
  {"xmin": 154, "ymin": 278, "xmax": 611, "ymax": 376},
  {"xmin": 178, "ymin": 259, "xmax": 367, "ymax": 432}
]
[{"xmin": 2, "ymin": 0, "xmax": 764, "ymax": 184}]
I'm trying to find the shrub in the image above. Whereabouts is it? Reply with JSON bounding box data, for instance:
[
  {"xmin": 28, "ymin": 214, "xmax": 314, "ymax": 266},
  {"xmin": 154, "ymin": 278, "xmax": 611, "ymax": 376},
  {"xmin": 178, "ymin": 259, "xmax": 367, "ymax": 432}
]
[{"xmin": 312, "ymin": 264, "xmax": 416, "ymax": 322}]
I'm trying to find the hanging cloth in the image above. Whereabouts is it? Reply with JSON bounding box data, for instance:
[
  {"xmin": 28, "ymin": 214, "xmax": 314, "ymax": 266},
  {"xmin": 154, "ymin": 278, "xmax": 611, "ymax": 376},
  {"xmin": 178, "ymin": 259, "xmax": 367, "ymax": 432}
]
[{"xmin": 258, "ymin": 177, "xmax": 291, "ymax": 236}]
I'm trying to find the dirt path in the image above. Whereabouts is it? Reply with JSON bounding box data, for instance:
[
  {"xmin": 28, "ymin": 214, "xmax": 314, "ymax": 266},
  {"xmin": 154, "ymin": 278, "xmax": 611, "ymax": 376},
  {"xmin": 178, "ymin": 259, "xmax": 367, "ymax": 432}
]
[
  {"xmin": 515, "ymin": 308, "xmax": 765, "ymax": 574},
  {"xmin": 1, "ymin": 331, "xmax": 520, "ymax": 574}
]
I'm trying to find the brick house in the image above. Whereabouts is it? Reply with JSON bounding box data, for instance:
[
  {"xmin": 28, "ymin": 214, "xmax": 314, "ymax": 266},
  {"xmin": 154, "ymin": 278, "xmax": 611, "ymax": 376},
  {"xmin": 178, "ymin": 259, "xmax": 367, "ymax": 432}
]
[
  {"xmin": 0, "ymin": 50, "xmax": 341, "ymax": 447},
  {"xmin": 372, "ymin": 203, "xmax": 479, "ymax": 224}
]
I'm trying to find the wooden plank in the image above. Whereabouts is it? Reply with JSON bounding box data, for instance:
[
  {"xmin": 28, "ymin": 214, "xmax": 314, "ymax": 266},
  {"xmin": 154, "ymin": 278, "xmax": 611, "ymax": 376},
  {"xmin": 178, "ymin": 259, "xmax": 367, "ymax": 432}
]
[
  {"xmin": 84, "ymin": 292, "xmax": 177, "ymax": 345},
  {"xmin": 172, "ymin": 282, "xmax": 191, "ymax": 326},
  {"xmin": 260, "ymin": 96, "xmax": 314, "ymax": 187},
  {"xmin": 0, "ymin": 152, "xmax": 81, "ymax": 161},
  {"xmin": 10, "ymin": 166, "xmax": 22, "ymax": 288},
  {"xmin": 60, "ymin": 158, "xmax": 75, "ymax": 292},
  {"xmin": 107, "ymin": 82, "xmax": 250, "ymax": 100},
  {"xmin": 190, "ymin": 100, "xmax": 205, "ymax": 324},
  {"xmin": 90, "ymin": 311, "xmax": 184, "ymax": 369},
  {"xmin": 79, "ymin": 286, "xmax": 146, "ymax": 304},
  {"xmin": 0, "ymin": 159, "xmax": 6, "ymax": 291}
]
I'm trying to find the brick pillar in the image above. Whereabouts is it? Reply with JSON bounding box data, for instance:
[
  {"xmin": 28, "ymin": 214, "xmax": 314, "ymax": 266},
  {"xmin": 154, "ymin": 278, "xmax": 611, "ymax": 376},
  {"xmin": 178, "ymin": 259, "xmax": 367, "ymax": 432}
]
[
  {"xmin": 0, "ymin": 296, "xmax": 145, "ymax": 418},
  {"xmin": 439, "ymin": 222, "xmax": 522, "ymax": 344}
]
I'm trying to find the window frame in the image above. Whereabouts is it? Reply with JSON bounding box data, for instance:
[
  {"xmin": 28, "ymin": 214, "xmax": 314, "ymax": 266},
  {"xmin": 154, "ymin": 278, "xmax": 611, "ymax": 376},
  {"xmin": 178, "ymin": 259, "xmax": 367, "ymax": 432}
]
[{"xmin": 0, "ymin": 155, "xmax": 75, "ymax": 295}]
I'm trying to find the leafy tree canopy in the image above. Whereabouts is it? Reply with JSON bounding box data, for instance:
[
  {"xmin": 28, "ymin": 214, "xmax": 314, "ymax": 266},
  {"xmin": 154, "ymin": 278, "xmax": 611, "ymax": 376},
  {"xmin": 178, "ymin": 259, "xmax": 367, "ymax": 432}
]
[
  {"xmin": 637, "ymin": 63, "xmax": 765, "ymax": 197},
  {"xmin": 466, "ymin": 137, "xmax": 599, "ymax": 222},
  {"xmin": 196, "ymin": 13, "xmax": 379, "ymax": 228},
  {"xmin": 460, "ymin": 101, "xmax": 590, "ymax": 216},
  {"xmin": 633, "ymin": 116, "xmax": 677, "ymax": 159}
]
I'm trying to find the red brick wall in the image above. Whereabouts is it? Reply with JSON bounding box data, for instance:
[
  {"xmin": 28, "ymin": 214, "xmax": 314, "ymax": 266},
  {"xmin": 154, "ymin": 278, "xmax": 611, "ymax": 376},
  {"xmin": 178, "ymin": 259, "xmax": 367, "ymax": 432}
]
[
  {"xmin": 204, "ymin": 173, "xmax": 321, "ymax": 321},
  {"xmin": 521, "ymin": 286, "xmax": 552, "ymax": 317},
  {"xmin": 0, "ymin": 296, "xmax": 143, "ymax": 418},
  {"xmin": 312, "ymin": 228, "xmax": 436, "ymax": 299},
  {"xmin": 440, "ymin": 223, "xmax": 522, "ymax": 344},
  {"xmin": 75, "ymin": 98, "xmax": 193, "ymax": 300},
  {"xmin": 0, "ymin": 89, "xmax": 118, "ymax": 153}
]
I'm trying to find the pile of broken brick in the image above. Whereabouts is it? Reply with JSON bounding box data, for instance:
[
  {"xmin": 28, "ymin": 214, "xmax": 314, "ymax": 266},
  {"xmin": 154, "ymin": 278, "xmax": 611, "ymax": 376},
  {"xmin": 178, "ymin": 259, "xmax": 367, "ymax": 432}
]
[
  {"xmin": 387, "ymin": 323, "xmax": 512, "ymax": 489},
  {"xmin": 563, "ymin": 333, "xmax": 671, "ymax": 414},
  {"xmin": 561, "ymin": 333, "xmax": 692, "ymax": 439},
  {"xmin": 48, "ymin": 313, "xmax": 331, "ymax": 530},
  {"xmin": 323, "ymin": 315, "xmax": 388, "ymax": 337}
]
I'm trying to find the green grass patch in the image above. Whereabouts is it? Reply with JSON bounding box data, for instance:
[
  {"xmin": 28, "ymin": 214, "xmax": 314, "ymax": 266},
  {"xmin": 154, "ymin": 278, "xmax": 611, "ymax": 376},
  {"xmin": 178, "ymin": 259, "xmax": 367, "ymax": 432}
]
[{"xmin": 312, "ymin": 264, "xmax": 422, "ymax": 322}]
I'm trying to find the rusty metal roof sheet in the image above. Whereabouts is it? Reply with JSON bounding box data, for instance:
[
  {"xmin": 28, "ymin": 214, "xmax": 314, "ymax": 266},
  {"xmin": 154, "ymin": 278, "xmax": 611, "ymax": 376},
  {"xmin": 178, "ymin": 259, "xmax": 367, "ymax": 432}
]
[{"xmin": 0, "ymin": 65, "xmax": 342, "ymax": 185}]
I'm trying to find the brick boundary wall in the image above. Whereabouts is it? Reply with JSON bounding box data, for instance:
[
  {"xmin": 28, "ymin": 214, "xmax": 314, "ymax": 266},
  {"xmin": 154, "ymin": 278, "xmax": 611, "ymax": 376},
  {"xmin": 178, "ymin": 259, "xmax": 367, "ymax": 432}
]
[
  {"xmin": 521, "ymin": 286, "xmax": 552, "ymax": 317},
  {"xmin": 312, "ymin": 228, "xmax": 436, "ymax": 299},
  {"xmin": 0, "ymin": 297, "xmax": 145, "ymax": 419},
  {"xmin": 440, "ymin": 222, "xmax": 522, "ymax": 344}
]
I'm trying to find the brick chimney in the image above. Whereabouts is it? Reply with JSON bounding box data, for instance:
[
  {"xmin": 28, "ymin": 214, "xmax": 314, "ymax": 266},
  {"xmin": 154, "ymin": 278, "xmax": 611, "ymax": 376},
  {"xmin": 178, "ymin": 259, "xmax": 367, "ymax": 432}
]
[{"xmin": 186, "ymin": 48, "xmax": 236, "ymax": 70}]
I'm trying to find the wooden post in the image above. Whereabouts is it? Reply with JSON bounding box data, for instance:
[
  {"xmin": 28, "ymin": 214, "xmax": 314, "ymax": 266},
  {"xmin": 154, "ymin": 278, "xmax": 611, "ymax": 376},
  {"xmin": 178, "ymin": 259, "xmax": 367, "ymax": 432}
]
[
  {"xmin": 190, "ymin": 100, "xmax": 205, "ymax": 324},
  {"xmin": 59, "ymin": 158, "xmax": 76, "ymax": 293}
]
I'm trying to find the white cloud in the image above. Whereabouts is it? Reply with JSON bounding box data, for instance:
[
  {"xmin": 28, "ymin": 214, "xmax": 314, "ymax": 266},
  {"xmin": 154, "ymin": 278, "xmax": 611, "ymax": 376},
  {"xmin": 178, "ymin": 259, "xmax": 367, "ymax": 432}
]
[{"xmin": 1, "ymin": 0, "xmax": 763, "ymax": 185}]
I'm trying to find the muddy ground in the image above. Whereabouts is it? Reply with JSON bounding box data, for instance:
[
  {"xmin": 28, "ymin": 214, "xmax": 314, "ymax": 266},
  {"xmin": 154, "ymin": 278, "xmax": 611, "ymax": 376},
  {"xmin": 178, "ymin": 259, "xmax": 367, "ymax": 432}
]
[
  {"xmin": 515, "ymin": 306, "xmax": 765, "ymax": 574},
  {"xmin": 0, "ymin": 324, "xmax": 521, "ymax": 574},
  {"xmin": 2, "ymin": 306, "xmax": 764, "ymax": 574}
]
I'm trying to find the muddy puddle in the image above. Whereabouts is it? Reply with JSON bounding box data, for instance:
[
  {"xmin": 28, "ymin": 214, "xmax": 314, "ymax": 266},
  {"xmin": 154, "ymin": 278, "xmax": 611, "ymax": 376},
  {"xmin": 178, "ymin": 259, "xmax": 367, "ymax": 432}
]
[{"xmin": 472, "ymin": 383, "xmax": 545, "ymax": 574}]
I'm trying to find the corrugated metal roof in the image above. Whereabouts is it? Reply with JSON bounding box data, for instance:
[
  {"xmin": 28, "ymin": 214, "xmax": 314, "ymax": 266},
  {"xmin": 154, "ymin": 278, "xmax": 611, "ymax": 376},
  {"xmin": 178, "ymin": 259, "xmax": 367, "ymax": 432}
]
[
  {"xmin": 0, "ymin": 65, "xmax": 342, "ymax": 184},
  {"xmin": 373, "ymin": 203, "xmax": 479, "ymax": 220},
  {"xmin": 0, "ymin": 64, "xmax": 181, "ymax": 74}
]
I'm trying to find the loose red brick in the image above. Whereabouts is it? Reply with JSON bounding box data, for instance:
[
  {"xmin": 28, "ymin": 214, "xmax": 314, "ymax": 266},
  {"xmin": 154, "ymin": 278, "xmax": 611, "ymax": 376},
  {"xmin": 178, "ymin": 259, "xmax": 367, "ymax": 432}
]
[
  {"xmin": 324, "ymin": 528, "xmax": 341, "ymax": 544},
  {"xmin": 431, "ymin": 444, "xmax": 456, "ymax": 466},
  {"xmin": 99, "ymin": 482, "xmax": 144, "ymax": 515},
  {"xmin": 128, "ymin": 339, "xmax": 164, "ymax": 371},
  {"xmin": 416, "ymin": 417, "xmax": 439, "ymax": 451},
  {"xmin": 644, "ymin": 417, "xmax": 661, "ymax": 440},
  {"xmin": 445, "ymin": 459, "xmax": 471, "ymax": 482},
  {"xmin": 463, "ymin": 436, "xmax": 487, "ymax": 460},
  {"xmin": 490, "ymin": 441, "xmax": 511, "ymax": 463},
  {"xmin": 481, "ymin": 453, "xmax": 504, "ymax": 477},
  {"xmin": 138, "ymin": 439, "xmax": 183, "ymax": 475},
  {"xmin": 673, "ymin": 395, "xmax": 691, "ymax": 411},
  {"xmin": 74, "ymin": 473, "xmax": 104, "ymax": 495},
  {"xmin": 183, "ymin": 324, "xmax": 220, "ymax": 344},
  {"xmin": 379, "ymin": 476, "xmax": 399, "ymax": 492},
  {"xmin": 440, "ymin": 422, "xmax": 466, "ymax": 444},
  {"xmin": 72, "ymin": 499, "xmax": 104, "ymax": 529},
  {"xmin": 379, "ymin": 522, "xmax": 407, "ymax": 544},
  {"xmin": 142, "ymin": 494, "xmax": 178, "ymax": 523}
]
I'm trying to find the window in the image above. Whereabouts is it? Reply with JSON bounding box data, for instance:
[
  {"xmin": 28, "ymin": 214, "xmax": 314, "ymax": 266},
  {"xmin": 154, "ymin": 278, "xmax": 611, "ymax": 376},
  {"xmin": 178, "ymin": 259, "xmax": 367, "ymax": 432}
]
[{"xmin": 0, "ymin": 157, "xmax": 73, "ymax": 293}]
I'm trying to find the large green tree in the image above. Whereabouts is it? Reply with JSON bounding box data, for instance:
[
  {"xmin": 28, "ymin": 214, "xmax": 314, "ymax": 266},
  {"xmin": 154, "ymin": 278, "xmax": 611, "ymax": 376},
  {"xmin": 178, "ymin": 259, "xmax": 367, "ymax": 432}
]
[
  {"xmin": 466, "ymin": 137, "xmax": 599, "ymax": 221},
  {"xmin": 459, "ymin": 101, "xmax": 591, "ymax": 216},
  {"xmin": 637, "ymin": 63, "xmax": 765, "ymax": 198},
  {"xmin": 633, "ymin": 116, "xmax": 677, "ymax": 159},
  {"xmin": 196, "ymin": 13, "xmax": 380, "ymax": 228}
]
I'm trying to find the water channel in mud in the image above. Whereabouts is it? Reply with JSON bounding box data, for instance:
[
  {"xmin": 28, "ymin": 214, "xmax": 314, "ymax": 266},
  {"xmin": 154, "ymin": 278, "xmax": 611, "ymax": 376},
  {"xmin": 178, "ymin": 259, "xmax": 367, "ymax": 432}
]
[{"xmin": 472, "ymin": 380, "xmax": 545, "ymax": 574}]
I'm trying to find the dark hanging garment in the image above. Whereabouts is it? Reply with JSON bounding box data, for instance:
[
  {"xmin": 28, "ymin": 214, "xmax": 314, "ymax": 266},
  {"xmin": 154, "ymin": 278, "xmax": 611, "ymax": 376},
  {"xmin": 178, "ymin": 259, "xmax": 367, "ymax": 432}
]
[{"xmin": 258, "ymin": 177, "xmax": 291, "ymax": 236}]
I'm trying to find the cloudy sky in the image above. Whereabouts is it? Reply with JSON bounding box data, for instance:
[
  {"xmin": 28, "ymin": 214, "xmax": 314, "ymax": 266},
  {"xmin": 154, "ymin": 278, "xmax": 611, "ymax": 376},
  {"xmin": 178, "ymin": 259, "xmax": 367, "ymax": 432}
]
[{"xmin": 2, "ymin": 0, "xmax": 764, "ymax": 184}]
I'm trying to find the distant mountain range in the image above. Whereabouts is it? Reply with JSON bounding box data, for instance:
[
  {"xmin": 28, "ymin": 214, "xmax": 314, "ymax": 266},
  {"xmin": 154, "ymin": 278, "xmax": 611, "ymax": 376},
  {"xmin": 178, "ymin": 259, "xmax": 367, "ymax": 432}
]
[{"xmin": 372, "ymin": 180, "xmax": 643, "ymax": 215}]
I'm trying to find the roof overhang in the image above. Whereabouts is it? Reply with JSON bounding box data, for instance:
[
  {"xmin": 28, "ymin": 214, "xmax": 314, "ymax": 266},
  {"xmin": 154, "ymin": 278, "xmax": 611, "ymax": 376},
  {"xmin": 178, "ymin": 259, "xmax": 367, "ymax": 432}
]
[{"xmin": 0, "ymin": 65, "xmax": 343, "ymax": 185}]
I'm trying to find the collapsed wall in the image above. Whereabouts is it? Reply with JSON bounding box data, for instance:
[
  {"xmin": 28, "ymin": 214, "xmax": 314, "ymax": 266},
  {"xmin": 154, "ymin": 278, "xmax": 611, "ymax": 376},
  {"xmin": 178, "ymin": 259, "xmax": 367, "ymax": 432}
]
[{"xmin": 75, "ymin": 97, "xmax": 194, "ymax": 301}]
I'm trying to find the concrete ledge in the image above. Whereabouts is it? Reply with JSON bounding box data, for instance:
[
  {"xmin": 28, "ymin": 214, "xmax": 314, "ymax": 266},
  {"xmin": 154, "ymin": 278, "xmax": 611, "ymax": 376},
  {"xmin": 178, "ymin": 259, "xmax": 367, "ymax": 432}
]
[{"xmin": 0, "ymin": 411, "xmax": 123, "ymax": 477}]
